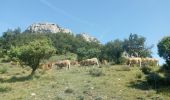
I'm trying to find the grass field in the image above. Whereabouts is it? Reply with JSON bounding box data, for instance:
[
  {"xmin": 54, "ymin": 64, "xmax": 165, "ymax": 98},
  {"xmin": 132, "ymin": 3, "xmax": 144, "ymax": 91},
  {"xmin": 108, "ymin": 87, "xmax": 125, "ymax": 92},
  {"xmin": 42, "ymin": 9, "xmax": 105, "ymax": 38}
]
[{"xmin": 0, "ymin": 61, "xmax": 169, "ymax": 100}]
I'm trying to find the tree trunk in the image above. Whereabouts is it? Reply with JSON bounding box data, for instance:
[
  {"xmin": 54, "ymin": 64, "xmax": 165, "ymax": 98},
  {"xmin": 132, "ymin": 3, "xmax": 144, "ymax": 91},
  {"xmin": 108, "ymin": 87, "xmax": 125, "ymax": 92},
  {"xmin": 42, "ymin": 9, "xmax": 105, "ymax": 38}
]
[{"xmin": 31, "ymin": 68, "xmax": 36, "ymax": 76}]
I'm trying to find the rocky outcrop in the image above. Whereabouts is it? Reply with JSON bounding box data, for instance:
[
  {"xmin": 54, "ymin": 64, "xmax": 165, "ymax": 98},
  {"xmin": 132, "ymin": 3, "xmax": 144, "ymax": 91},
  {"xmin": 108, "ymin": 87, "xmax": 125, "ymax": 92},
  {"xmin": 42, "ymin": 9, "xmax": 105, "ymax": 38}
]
[
  {"xmin": 76, "ymin": 33, "xmax": 99, "ymax": 42},
  {"xmin": 25, "ymin": 22, "xmax": 98, "ymax": 42},
  {"xmin": 25, "ymin": 23, "xmax": 72, "ymax": 33}
]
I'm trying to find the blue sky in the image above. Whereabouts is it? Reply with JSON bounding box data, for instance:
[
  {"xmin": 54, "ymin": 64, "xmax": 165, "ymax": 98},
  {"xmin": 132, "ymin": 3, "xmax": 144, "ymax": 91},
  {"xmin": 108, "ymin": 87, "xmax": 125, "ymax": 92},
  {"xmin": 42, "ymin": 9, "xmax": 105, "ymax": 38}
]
[{"xmin": 0, "ymin": 0, "xmax": 170, "ymax": 64}]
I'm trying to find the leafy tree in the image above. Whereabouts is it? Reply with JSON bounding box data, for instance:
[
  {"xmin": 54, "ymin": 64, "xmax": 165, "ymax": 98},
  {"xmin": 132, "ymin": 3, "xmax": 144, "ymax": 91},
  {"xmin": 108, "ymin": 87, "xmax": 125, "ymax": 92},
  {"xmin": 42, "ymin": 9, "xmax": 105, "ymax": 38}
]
[
  {"xmin": 0, "ymin": 28, "xmax": 22, "ymax": 54},
  {"xmin": 77, "ymin": 47, "xmax": 101, "ymax": 61},
  {"xmin": 123, "ymin": 33, "xmax": 152, "ymax": 57},
  {"xmin": 158, "ymin": 36, "xmax": 170, "ymax": 66},
  {"xmin": 8, "ymin": 39, "xmax": 56, "ymax": 75},
  {"xmin": 100, "ymin": 39, "xmax": 124, "ymax": 64}
]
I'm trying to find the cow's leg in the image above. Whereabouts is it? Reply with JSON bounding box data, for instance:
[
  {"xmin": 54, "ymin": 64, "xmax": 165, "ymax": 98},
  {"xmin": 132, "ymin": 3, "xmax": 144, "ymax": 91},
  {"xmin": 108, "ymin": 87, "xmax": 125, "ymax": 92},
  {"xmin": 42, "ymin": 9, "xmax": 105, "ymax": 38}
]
[
  {"xmin": 128, "ymin": 61, "xmax": 131, "ymax": 67},
  {"xmin": 139, "ymin": 61, "xmax": 141, "ymax": 67},
  {"xmin": 68, "ymin": 64, "xmax": 70, "ymax": 70},
  {"xmin": 93, "ymin": 64, "xmax": 95, "ymax": 68}
]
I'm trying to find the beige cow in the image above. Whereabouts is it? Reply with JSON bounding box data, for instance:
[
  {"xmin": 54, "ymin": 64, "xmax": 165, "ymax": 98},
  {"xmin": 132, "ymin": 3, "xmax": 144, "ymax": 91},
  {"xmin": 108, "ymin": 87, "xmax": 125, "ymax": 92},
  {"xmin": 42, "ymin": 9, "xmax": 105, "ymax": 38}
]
[
  {"xmin": 126, "ymin": 57, "xmax": 142, "ymax": 67},
  {"xmin": 80, "ymin": 58, "xmax": 99, "ymax": 67},
  {"xmin": 101, "ymin": 60, "xmax": 108, "ymax": 65},
  {"xmin": 39, "ymin": 62, "xmax": 53, "ymax": 70},
  {"xmin": 70, "ymin": 60, "xmax": 79, "ymax": 66},
  {"xmin": 54, "ymin": 60, "xmax": 71, "ymax": 69},
  {"xmin": 142, "ymin": 57, "xmax": 159, "ymax": 66}
]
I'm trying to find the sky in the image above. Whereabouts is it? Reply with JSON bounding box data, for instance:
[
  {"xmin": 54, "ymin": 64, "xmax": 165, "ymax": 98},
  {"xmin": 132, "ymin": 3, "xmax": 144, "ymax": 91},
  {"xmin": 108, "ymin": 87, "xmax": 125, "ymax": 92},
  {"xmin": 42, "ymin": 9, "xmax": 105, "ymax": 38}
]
[{"xmin": 0, "ymin": 0, "xmax": 170, "ymax": 65}]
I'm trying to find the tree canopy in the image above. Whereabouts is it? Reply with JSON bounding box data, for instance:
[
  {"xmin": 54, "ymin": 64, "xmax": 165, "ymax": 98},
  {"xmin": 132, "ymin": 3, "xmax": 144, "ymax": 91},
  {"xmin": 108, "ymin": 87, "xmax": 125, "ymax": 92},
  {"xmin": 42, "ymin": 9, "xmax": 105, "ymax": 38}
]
[
  {"xmin": 158, "ymin": 36, "xmax": 170, "ymax": 65},
  {"xmin": 8, "ymin": 38, "xmax": 56, "ymax": 75},
  {"xmin": 123, "ymin": 33, "xmax": 152, "ymax": 57}
]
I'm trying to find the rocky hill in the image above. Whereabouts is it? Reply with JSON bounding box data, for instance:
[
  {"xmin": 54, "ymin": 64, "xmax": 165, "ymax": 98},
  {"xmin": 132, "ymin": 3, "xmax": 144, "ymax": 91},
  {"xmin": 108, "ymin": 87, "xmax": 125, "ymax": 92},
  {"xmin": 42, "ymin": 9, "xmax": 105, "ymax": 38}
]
[
  {"xmin": 25, "ymin": 23, "xmax": 72, "ymax": 33},
  {"xmin": 76, "ymin": 33, "xmax": 98, "ymax": 42},
  {"xmin": 25, "ymin": 22, "xmax": 98, "ymax": 42}
]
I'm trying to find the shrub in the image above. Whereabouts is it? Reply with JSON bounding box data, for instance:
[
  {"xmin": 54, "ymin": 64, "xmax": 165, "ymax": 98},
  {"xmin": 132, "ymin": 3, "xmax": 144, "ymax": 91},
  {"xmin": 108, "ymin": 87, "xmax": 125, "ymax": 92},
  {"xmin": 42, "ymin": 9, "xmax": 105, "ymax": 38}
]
[
  {"xmin": 0, "ymin": 49, "xmax": 4, "ymax": 58},
  {"xmin": 159, "ymin": 64, "xmax": 170, "ymax": 73},
  {"xmin": 1, "ymin": 56, "xmax": 11, "ymax": 63},
  {"xmin": 140, "ymin": 66, "xmax": 152, "ymax": 74},
  {"xmin": 95, "ymin": 97, "xmax": 103, "ymax": 100},
  {"xmin": 0, "ymin": 66, "xmax": 8, "ymax": 74},
  {"xmin": 64, "ymin": 88, "xmax": 74, "ymax": 93},
  {"xmin": 54, "ymin": 96, "xmax": 64, "ymax": 100},
  {"xmin": 135, "ymin": 72, "xmax": 143, "ymax": 79},
  {"xmin": 89, "ymin": 68, "xmax": 104, "ymax": 77},
  {"xmin": 0, "ymin": 86, "xmax": 12, "ymax": 93},
  {"xmin": 77, "ymin": 96, "xmax": 84, "ymax": 100},
  {"xmin": 146, "ymin": 72, "xmax": 164, "ymax": 88}
]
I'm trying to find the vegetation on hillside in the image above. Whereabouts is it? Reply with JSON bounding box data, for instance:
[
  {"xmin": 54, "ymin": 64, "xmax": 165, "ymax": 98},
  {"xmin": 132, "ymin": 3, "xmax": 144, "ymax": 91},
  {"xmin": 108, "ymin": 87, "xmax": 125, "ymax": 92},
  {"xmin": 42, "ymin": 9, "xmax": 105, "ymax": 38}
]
[
  {"xmin": 0, "ymin": 27, "xmax": 170, "ymax": 99},
  {"xmin": 0, "ymin": 28, "xmax": 152, "ymax": 62}
]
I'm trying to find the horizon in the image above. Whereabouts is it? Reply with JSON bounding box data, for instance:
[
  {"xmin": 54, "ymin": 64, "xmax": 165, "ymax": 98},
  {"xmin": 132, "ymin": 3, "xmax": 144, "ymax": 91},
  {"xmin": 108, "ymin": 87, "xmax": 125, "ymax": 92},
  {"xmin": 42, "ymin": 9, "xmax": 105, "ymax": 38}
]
[{"xmin": 1, "ymin": 0, "xmax": 170, "ymax": 65}]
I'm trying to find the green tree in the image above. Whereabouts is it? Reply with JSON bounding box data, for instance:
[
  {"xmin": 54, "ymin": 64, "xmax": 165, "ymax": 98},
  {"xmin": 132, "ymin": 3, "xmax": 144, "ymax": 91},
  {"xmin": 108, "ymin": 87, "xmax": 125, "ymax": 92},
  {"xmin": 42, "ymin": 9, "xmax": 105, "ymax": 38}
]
[
  {"xmin": 8, "ymin": 39, "xmax": 56, "ymax": 75},
  {"xmin": 101, "ymin": 39, "xmax": 124, "ymax": 64},
  {"xmin": 123, "ymin": 33, "xmax": 152, "ymax": 57},
  {"xmin": 77, "ymin": 47, "xmax": 101, "ymax": 61},
  {"xmin": 157, "ymin": 36, "xmax": 170, "ymax": 66},
  {"xmin": 0, "ymin": 28, "xmax": 22, "ymax": 54}
]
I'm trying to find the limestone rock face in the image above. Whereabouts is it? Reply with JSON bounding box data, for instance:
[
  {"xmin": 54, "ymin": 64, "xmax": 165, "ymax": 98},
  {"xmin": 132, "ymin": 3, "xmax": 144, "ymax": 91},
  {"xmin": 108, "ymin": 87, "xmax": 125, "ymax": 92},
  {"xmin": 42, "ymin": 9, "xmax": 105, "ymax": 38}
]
[
  {"xmin": 25, "ymin": 22, "xmax": 98, "ymax": 43},
  {"xmin": 76, "ymin": 33, "xmax": 98, "ymax": 42},
  {"xmin": 25, "ymin": 23, "xmax": 72, "ymax": 33}
]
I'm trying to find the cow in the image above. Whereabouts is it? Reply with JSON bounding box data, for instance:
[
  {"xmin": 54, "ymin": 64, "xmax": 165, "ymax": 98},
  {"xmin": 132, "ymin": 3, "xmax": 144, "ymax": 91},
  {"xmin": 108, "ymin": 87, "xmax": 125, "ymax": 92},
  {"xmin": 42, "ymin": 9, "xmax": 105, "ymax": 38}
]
[
  {"xmin": 125, "ymin": 57, "xmax": 142, "ymax": 67},
  {"xmin": 70, "ymin": 60, "xmax": 79, "ymax": 66},
  {"xmin": 80, "ymin": 58, "xmax": 99, "ymax": 67},
  {"xmin": 39, "ymin": 62, "xmax": 53, "ymax": 70},
  {"xmin": 101, "ymin": 59, "xmax": 108, "ymax": 65},
  {"xmin": 141, "ymin": 57, "xmax": 159, "ymax": 66},
  {"xmin": 54, "ymin": 60, "xmax": 71, "ymax": 69}
]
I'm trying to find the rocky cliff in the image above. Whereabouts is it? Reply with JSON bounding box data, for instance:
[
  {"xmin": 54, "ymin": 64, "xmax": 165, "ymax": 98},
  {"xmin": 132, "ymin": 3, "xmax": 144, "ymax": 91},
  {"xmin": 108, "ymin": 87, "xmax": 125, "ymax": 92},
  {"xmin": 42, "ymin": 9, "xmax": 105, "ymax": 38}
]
[
  {"xmin": 25, "ymin": 22, "xmax": 72, "ymax": 33},
  {"xmin": 25, "ymin": 22, "xmax": 98, "ymax": 42},
  {"xmin": 76, "ymin": 33, "xmax": 98, "ymax": 42}
]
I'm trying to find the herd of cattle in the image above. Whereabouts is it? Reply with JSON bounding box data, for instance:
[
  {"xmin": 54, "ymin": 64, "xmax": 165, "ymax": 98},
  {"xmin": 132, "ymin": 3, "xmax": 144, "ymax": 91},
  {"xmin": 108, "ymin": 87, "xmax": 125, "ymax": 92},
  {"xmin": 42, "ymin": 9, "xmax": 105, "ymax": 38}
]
[
  {"xmin": 37, "ymin": 56, "xmax": 159, "ymax": 70},
  {"xmin": 39, "ymin": 58, "xmax": 99, "ymax": 70},
  {"xmin": 125, "ymin": 57, "xmax": 159, "ymax": 67}
]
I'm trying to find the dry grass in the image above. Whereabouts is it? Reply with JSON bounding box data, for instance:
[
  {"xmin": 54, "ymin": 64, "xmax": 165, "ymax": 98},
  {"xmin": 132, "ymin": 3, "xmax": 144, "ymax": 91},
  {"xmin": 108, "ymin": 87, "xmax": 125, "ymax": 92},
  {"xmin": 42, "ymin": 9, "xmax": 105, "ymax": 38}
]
[{"xmin": 0, "ymin": 62, "xmax": 169, "ymax": 100}]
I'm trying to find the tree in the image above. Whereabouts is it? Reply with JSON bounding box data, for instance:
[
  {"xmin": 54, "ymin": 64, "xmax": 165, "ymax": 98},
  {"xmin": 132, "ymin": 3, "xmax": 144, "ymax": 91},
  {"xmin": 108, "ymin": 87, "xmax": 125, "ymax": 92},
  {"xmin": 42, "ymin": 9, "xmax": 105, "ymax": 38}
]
[
  {"xmin": 0, "ymin": 28, "xmax": 22, "ymax": 54},
  {"xmin": 77, "ymin": 47, "xmax": 101, "ymax": 61},
  {"xmin": 157, "ymin": 36, "xmax": 170, "ymax": 66},
  {"xmin": 101, "ymin": 39, "xmax": 124, "ymax": 64},
  {"xmin": 123, "ymin": 33, "xmax": 152, "ymax": 57},
  {"xmin": 8, "ymin": 39, "xmax": 56, "ymax": 75}
]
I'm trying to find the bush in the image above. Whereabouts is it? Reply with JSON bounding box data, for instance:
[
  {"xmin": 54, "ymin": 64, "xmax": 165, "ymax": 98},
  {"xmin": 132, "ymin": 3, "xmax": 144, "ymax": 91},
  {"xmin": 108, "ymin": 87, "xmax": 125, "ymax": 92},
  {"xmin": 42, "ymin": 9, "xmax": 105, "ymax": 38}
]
[
  {"xmin": 0, "ymin": 86, "xmax": 12, "ymax": 93},
  {"xmin": 1, "ymin": 56, "xmax": 11, "ymax": 63},
  {"xmin": 54, "ymin": 96, "xmax": 64, "ymax": 100},
  {"xmin": 146, "ymin": 72, "xmax": 164, "ymax": 88},
  {"xmin": 77, "ymin": 96, "xmax": 84, "ymax": 100},
  {"xmin": 64, "ymin": 88, "xmax": 74, "ymax": 93},
  {"xmin": 0, "ymin": 66, "xmax": 8, "ymax": 74},
  {"xmin": 135, "ymin": 72, "xmax": 143, "ymax": 79},
  {"xmin": 95, "ymin": 97, "xmax": 103, "ymax": 100},
  {"xmin": 0, "ymin": 50, "xmax": 5, "ymax": 58},
  {"xmin": 159, "ymin": 64, "xmax": 170, "ymax": 73},
  {"xmin": 89, "ymin": 68, "xmax": 104, "ymax": 77},
  {"xmin": 140, "ymin": 66, "xmax": 152, "ymax": 74}
]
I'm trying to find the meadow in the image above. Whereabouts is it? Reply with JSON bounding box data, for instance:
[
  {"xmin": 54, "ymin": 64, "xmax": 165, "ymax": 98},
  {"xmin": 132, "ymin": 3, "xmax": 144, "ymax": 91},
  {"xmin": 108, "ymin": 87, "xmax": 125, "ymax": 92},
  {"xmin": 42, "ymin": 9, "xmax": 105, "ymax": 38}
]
[{"xmin": 0, "ymin": 57, "xmax": 169, "ymax": 100}]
